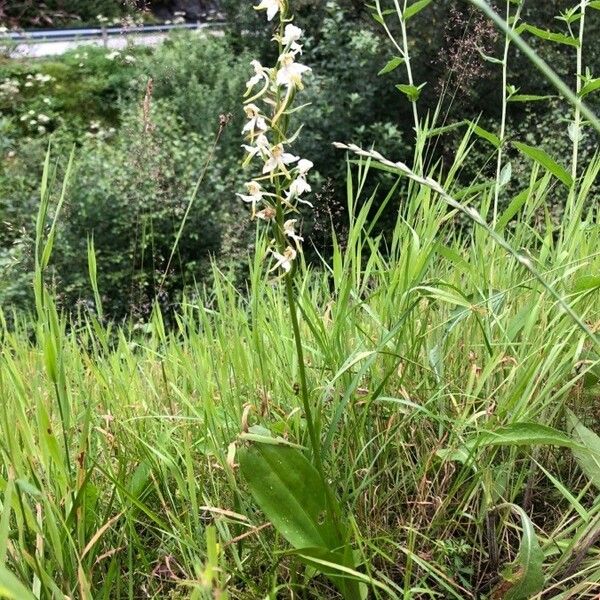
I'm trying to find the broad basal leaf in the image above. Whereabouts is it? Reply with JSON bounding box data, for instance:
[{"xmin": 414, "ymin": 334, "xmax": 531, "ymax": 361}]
[
  {"xmin": 239, "ymin": 441, "xmax": 361, "ymax": 598},
  {"xmin": 495, "ymin": 505, "xmax": 544, "ymax": 600}
]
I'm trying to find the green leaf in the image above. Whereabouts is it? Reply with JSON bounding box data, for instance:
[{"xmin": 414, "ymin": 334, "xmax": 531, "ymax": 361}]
[
  {"xmin": 469, "ymin": 122, "xmax": 501, "ymax": 148},
  {"xmin": 513, "ymin": 142, "xmax": 573, "ymax": 188},
  {"xmin": 473, "ymin": 423, "xmax": 579, "ymax": 449},
  {"xmin": 589, "ymin": 1, "xmax": 600, "ymax": 9},
  {"xmin": 496, "ymin": 185, "xmax": 533, "ymax": 231},
  {"xmin": 371, "ymin": 8, "xmax": 394, "ymax": 25},
  {"xmin": 573, "ymin": 275, "xmax": 600, "ymax": 294},
  {"xmin": 568, "ymin": 410, "xmax": 600, "ymax": 487},
  {"xmin": 439, "ymin": 423, "xmax": 581, "ymax": 464},
  {"xmin": 518, "ymin": 23, "xmax": 579, "ymax": 47},
  {"xmin": 395, "ymin": 83, "xmax": 426, "ymax": 102},
  {"xmin": 403, "ymin": 0, "xmax": 433, "ymax": 21},
  {"xmin": 580, "ymin": 78, "xmax": 600, "ymax": 98},
  {"xmin": 0, "ymin": 566, "xmax": 35, "ymax": 600},
  {"xmin": 499, "ymin": 162, "xmax": 512, "ymax": 187},
  {"xmin": 508, "ymin": 94, "xmax": 555, "ymax": 102},
  {"xmin": 496, "ymin": 505, "xmax": 545, "ymax": 600},
  {"xmin": 239, "ymin": 442, "xmax": 360, "ymax": 599},
  {"xmin": 378, "ymin": 56, "xmax": 405, "ymax": 76},
  {"xmin": 239, "ymin": 443, "xmax": 340, "ymax": 550}
]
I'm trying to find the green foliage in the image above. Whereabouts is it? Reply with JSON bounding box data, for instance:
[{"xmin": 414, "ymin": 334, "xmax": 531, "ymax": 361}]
[{"xmin": 0, "ymin": 35, "xmax": 252, "ymax": 317}]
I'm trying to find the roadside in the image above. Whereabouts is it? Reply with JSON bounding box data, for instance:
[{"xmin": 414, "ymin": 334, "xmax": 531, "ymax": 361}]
[{"xmin": 2, "ymin": 23, "xmax": 222, "ymax": 58}]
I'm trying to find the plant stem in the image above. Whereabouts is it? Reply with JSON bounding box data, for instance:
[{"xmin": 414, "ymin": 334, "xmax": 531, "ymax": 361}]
[
  {"xmin": 394, "ymin": 0, "xmax": 421, "ymax": 154},
  {"xmin": 493, "ymin": 0, "xmax": 513, "ymax": 228},
  {"xmin": 571, "ymin": 0, "xmax": 586, "ymax": 184},
  {"xmin": 470, "ymin": 0, "xmax": 600, "ymax": 135}
]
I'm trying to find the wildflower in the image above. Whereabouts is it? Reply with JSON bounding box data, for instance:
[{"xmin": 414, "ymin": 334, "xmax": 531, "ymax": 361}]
[
  {"xmin": 276, "ymin": 53, "xmax": 311, "ymax": 90},
  {"xmin": 242, "ymin": 133, "xmax": 270, "ymax": 162},
  {"xmin": 297, "ymin": 159, "xmax": 313, "ymax": 175},
  {"xmin": 263, "ymin": 143, "xmax": 299, "ymax": 175},
  {"xmin": 270, "ymin": 246, "xmax": 297, "ymax": 273},
  {"xmin": 255, "ymin": 0, "xmax": 282, "ymax": 21},
  {"xmin": 242, "ymin": 103, "xmax": 268, "ymax": 137},
  {"xmin": 106, "ymin": 51, "xmax": 120, "ymax": 60},
  {"xmin": 245, "ymin": 60, "xmax": 270, "ymax": 94},
  {"xmin": 37, "ymin": 114, "xmax": 51, "ymax": 123},
  {"xmin": 288, "ymin": 176, "xmax": 312, "ymax": 199},
  {"xmin": 283, "ymin": 219, "xmax": 304, "ymax": 248},
  {"xmin": 286, "ymin": 158, "xmax": 313, "ymax": 203},
  {"xmin": 236, "ymin": 181, "xmax": 265, "ymax": 216},
  {"xmin": 124, "ymin": 55, "xmax": 136, "ymax": 64},
  {"xmin": 256, "ymin": 207, "xmax": 276, "ymax": 221},
  {"xmin": 281, "ymin": 24, "xmax": 303, "ymax": 54}
]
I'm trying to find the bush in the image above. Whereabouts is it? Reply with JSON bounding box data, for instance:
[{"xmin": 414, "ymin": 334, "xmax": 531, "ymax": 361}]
[{"xmin": 0, "ymin": 33, "xmax": 253, "ymax": 318}]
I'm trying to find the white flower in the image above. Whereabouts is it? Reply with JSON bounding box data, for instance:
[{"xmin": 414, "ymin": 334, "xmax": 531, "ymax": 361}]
[
  {"xmin": 289, "ymin": 176, "xmax": 312, "ymax": 197},
  {"xmin": 263, "ymin": 143, "xmax": 299, "ymax": 175},
  {"xmin": 246, "ymin": 60, "xmax": 269, "ymax": 92},
  {"xmin": 255, "ymin": 0, "xmax": 282, "ymax": 21},
  {"xmin": 286, "ymin": 158, "xmax": 313, "ymax": 205},
  {"xmin": 37, "ymin": 113, "xmax": 51, "ymax": 123},
  {"xmin": 242, "ymin": 103, "xmax": 268, "ymax": 136},
  {"xmin": 236, "ymin": 181, "xmax": 265, "ymax": 216},
  {"xmin": 297, "ymin": 159, "xmax": 313, "ymax": 175},
  {"xmin": 281, "ymin": 24, "xmax": 303, "ymax": 53},
  {"xmin": 283, "ymin": 219, "xmax": 304, "ymax": 247},
  {"xmin": 270, "ymin": 246, "xmax": 297, "ymax": 273},
  {"xmin": 276, "ymin": 53, "xmax": 311, "ymax": 90},
  {"xmin": 106, "ymin": 51, "xmax": 120, "ymax": 60},
  {"xmin": 124, "ymin": 55, "xmax": 136, "ymax": 64},
  {"xmin": 242, "ymin": 133, "xmax": 270, "ymax": 161}
]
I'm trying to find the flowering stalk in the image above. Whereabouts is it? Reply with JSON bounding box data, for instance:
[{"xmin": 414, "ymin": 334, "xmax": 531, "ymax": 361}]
[{"xmin": 238, "ymin": 1, "xmax": 323, "ymax": 469}]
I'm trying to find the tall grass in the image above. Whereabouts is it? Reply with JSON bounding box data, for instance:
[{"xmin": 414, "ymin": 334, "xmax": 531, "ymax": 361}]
[{"xmin": 1, "ymin": 2, "xmax": 599, "ymax": 599}]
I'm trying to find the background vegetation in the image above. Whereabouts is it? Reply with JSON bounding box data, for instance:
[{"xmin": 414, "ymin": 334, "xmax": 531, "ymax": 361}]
[{"xmin": 0, "ymin": 0, "xmax": 599, "ymax": 598}]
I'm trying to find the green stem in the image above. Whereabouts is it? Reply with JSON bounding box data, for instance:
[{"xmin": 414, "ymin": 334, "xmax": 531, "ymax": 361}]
[
  {"xmin": 283, "ymin": 274, "xmax": 323, "ymax": 473},
  {"xmin": 493, "ymin": 0, "xmax": 517, "ymax": 227},
  {"xmin": 571, "ymin": 0, "xmax": 586, "ymax": 185},
  {"xmin": 470, "ymin": 0, "xmax": 600, "ymax": 135}
]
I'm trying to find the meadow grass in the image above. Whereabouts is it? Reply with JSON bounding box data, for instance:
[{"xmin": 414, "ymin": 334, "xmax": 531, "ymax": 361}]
[
  {"xmin": 1, "ymin": 2, "xmax": 600, "ymax": 599},
  {"xmin": 0, "ymin": 143, "xmax": 598, "ymax": 598}
]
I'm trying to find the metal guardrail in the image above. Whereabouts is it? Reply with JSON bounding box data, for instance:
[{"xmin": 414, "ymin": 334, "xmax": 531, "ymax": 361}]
[{"xmin": 3, "ymin": 21, "xmax": 224, "ymax": 43}]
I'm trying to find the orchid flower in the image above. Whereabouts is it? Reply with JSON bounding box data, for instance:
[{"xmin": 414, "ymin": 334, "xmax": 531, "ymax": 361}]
[
  {"xmin": 256, "ymin": 207, "xmax": 276, "ymax": 221},
  {"xmin": 276, "ymin": 53, "xmax": 311, "ymax": 90},
  {"xmin": 242, "ymin": 103, "xmax": 268, "ymax": 138},
  {"xmin": 236, "ymin": 181, "xmax": 265, "ymax": 217},
  {"xmin": 283, "ymin": 219, "xmax": 304, "ymax": 248},
  {"xmin": 255, "ymin": 0, "xmax": 282, "ymax": 21},
  {"xmin": 270, "ymin": 246, "xmax": 297, "ymax": 273},
  {"xmin": 242, "ymin": 133, "xmax": 270, "ymax": 162},
  {"xmin": 246, "ymin": 60, "xmax": 270, "ymax": 92},
  {"xmin": 263, "ymin": 143, "xmax": 299, "ymax": 175},
  {"xmin": 281, "ymin": 24, "xmax": 303, "ymax": 54}
]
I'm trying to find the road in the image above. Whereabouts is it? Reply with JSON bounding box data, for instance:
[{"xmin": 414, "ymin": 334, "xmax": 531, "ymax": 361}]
[{"xmin": 2, "ymin": 22, "xmax": 223, "ymax": 58}]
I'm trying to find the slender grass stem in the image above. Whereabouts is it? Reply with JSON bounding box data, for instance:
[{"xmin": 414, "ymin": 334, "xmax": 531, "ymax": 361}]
[{"xmin": 571, "ymin": 0, "xmax": 587, "ymax": 184}]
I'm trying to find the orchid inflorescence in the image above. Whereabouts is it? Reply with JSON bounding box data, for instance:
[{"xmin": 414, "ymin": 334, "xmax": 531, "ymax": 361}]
[{"xmin": 236, "ymin": 0, "xmax": 313, "ymax": 275}]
